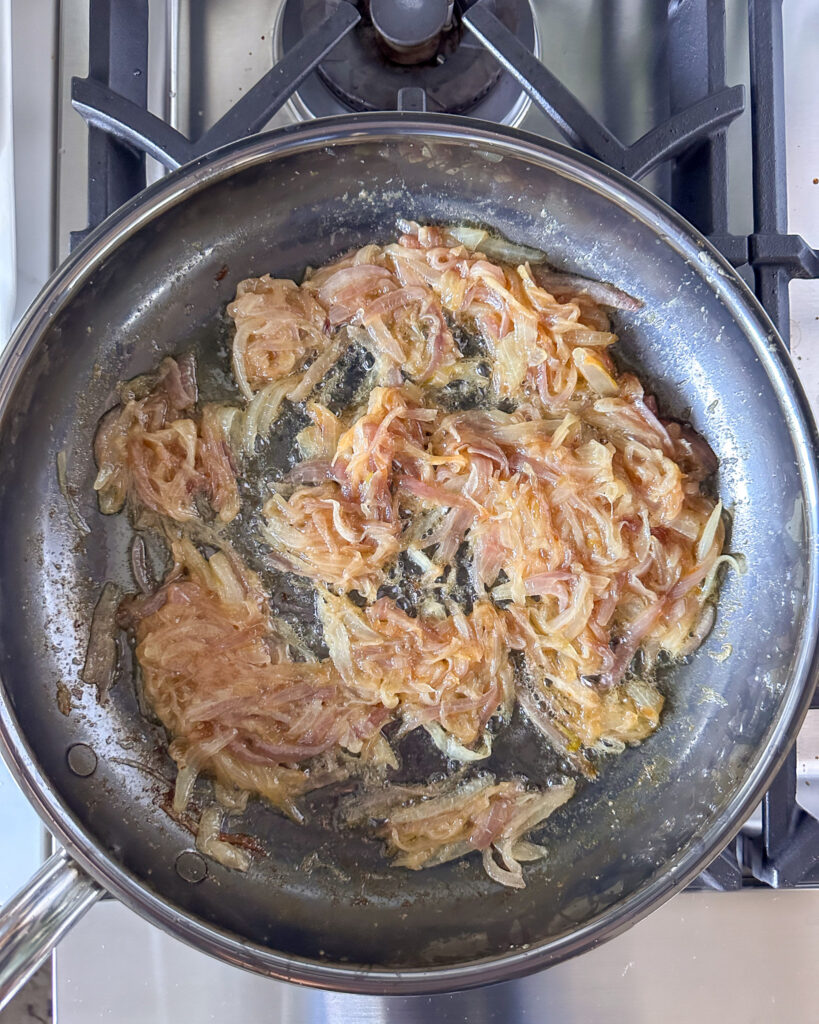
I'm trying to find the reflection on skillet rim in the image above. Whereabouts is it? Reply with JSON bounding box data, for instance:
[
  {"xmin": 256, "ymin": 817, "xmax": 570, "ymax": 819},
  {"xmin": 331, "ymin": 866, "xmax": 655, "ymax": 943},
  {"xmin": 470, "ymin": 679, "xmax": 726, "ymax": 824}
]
[{"xmin": 0, "ymin": 113, "xmax": 818, "ymax": 994}]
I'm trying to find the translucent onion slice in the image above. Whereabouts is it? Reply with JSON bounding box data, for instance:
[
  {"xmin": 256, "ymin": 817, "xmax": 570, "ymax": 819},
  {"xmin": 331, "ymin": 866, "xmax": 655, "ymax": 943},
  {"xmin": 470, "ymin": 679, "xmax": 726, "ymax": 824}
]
[
  {"xmin": 696, "ymin": 500, "xmax": 723, "ymax": 562},
  {"xmin": 572, "ymin": 348, "xmax": 619, "ymax": 396},
  {"xmin": 173, "ymin": 763, "xmax": 199, "ymax": 813},
  {"xmin": 196, "ymin": 806, "xmax": 251, "ymax": 872},
  {"xmin": 424, "ymin": 722, "xmax": 493, "ymax": 762}
]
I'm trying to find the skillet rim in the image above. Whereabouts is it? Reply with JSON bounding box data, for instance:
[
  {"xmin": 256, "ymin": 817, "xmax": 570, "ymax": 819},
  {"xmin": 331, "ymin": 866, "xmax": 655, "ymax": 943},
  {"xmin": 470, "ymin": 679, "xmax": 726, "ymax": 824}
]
[{"xmin": 1, "ymin": 111, "xmax": 818, "ymax": 994}]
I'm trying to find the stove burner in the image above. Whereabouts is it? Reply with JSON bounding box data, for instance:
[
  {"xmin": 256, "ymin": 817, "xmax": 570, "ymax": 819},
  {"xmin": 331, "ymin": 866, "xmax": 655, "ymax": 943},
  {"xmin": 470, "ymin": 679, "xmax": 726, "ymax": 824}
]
[{"xmin": 277, "ymin": 0, "xmax": 538, "ymax": 124}]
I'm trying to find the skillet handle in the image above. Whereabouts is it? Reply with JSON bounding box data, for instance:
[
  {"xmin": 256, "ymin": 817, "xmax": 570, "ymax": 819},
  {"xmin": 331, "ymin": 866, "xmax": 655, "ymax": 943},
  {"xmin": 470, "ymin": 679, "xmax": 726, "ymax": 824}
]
[{"xmin": 0, "ymin": 850, "xmax": 102, "ymax": 1011}]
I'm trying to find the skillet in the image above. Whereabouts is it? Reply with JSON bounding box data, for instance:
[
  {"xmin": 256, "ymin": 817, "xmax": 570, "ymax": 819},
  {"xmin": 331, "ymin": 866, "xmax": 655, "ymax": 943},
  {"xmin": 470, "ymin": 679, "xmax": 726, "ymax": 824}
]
[{"xmin": 0, "ymin": 114, "xmax": 817, "ymax": 1002}]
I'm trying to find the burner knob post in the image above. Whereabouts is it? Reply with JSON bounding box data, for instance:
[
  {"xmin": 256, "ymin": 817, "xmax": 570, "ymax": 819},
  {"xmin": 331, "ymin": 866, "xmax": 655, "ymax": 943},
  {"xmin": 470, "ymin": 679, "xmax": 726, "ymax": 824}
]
[{"xmin": 370, "ymin": 0, "xmax": 450, "ymax": 64}]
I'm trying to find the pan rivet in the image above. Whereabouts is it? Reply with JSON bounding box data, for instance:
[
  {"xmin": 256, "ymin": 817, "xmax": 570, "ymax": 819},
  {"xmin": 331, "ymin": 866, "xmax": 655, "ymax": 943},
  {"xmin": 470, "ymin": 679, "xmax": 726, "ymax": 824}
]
[
  {"xmin": 66, "ymin": 743, "xmax": 97, "ymax": 777},
  {"xmin": 175, "ymin": 851, "xmax": 207, "ymax": 884}
]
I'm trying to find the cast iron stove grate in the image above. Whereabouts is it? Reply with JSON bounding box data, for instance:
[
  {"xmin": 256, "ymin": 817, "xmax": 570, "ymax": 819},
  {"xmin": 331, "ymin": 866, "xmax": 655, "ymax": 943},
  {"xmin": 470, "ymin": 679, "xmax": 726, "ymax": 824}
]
[{"xmin": 68, "ymin": 0, "xmax": 819, "ymax": 891}]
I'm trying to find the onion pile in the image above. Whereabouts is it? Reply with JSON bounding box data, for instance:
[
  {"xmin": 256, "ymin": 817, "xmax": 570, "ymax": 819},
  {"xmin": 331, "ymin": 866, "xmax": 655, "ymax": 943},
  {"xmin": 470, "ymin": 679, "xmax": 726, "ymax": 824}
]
[
  {"xmin": 93, "ymin": 355, "xmax": 238, "ymax": 522},
  {"xmin": 92, "ymin": 221, "xmax": 729, "ymax": 887},
  {"xmin": 341, "ymin": 774, "xmax": 576, "ymax": 889}
]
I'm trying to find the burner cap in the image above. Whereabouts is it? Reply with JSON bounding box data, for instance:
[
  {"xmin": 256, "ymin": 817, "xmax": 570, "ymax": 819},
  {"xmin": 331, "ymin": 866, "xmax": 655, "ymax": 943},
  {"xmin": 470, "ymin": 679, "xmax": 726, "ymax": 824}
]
[
  {"xmin": 277, "ymin": 0, "xmax": 537, "ymax": 122},
  {"xmin": 370, "ymin": 0, "xmax": 450, "ymax": 64}
]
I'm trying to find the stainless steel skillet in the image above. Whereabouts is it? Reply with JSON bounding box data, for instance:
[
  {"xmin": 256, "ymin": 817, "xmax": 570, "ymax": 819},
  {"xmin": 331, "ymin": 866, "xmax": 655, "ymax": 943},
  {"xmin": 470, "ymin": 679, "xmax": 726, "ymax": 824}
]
[{"xmin": 0, "ymin": 113, "xmax": 817, "ymax": 1005}]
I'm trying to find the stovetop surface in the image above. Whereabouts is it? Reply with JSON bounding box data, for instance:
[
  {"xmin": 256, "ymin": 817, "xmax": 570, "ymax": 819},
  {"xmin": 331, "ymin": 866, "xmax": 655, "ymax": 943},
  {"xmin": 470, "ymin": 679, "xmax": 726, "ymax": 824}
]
[{"xmin": 4, "ymin": 0, "xmax": 819, "ymax": 1020}]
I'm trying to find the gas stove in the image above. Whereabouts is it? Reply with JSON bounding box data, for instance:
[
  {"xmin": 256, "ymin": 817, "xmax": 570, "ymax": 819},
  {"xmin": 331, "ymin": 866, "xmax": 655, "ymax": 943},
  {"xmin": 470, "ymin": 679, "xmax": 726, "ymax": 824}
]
[{"xmin": 4, "ymin": 1, "xmax": 819, "ymax": 1021}]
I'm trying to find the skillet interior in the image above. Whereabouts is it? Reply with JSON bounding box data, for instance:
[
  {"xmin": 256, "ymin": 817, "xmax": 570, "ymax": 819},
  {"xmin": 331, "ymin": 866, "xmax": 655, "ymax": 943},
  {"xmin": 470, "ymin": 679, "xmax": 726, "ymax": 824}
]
[{"xmin": 0, "ymin": 119, "xmax": 816, "ymax": 987}]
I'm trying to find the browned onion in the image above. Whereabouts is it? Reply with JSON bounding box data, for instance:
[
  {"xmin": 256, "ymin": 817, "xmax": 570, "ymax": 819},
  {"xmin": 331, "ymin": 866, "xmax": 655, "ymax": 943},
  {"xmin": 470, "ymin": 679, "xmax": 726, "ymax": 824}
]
[
  {"xmin": 81, "ymin": 581, "xmax": 122, "ymax": 702},
  {"xmin": 104, "ymin": 223, "xmax": 731, "ymax": 889},
  {"xmin": 129, "ymin": 535, "xmax": 154, "ymax": 594}
]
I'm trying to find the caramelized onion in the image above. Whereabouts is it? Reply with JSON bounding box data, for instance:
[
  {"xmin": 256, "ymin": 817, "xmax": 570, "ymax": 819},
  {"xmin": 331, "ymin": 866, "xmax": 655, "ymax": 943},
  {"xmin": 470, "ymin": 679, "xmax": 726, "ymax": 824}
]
[
  {"xmin": 82, "ymin": 581, "xmax": 122, "ymax": 703},
  {"xmin": 104, "ymin": 221, "xmax": 732, "ymax": 889},
  {"xmin": 129, "ymin": 535, "xmax": 154, "ymax": 594},
  {"xmin": 343, "ymin": 774, "xmax": 574, "ymax": 887},
  {"xmin": 196, "ymin": 806, "xmax": 251, "ymax": 872}
]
